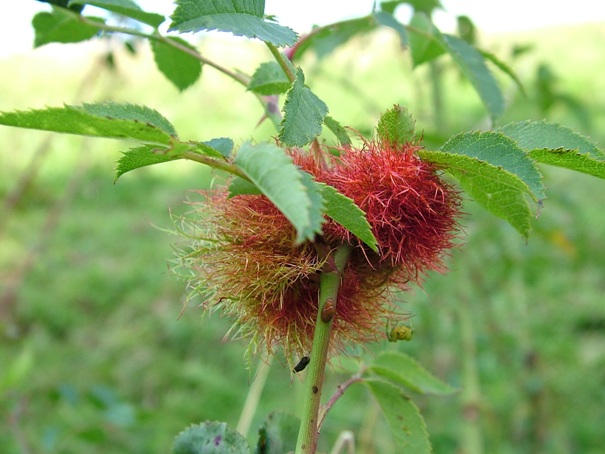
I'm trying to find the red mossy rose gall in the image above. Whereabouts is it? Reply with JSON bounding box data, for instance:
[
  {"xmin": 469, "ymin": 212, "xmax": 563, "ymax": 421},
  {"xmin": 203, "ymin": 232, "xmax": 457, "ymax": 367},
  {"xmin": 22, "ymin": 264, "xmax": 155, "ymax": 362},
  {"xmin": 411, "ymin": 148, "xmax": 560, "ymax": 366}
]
[{"xmin": 177, "ymin": 140, "xmax": 461, "ymax": 358}]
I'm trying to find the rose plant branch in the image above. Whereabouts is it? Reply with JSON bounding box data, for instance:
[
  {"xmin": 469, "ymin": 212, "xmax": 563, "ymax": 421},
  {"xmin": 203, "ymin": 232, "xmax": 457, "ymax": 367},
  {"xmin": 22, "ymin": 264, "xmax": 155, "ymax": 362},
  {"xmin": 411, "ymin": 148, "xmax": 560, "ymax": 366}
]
[{"xmin": 296, "ymin": 243, "xmax": 353, "ymax": 454}]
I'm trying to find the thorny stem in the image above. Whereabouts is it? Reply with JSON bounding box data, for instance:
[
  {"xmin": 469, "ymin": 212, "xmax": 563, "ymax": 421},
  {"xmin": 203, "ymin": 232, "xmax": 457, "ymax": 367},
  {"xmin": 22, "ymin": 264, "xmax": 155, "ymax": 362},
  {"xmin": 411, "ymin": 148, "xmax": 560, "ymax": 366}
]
[{"xmin": 295, "ymin": 244, "xmax": 353, "ymax": 454}]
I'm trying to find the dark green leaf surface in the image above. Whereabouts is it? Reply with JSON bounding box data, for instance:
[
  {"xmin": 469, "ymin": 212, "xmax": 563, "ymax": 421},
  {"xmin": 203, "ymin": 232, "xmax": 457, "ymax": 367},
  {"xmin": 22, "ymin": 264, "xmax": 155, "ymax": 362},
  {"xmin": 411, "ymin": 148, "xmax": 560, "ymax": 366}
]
[
  {"xmin": 279, "ymin": 69, "xmax": 328, "ymax": 146},
  {"xmin": 320, "ymin": 184, "xmax": 378, "ymax": 251},
  {"xmin": 529, "ymin": 149, "xmax": 605, "ymax": 179},
  {"xmin": 441, "ymin": 131, "xmax": 545, "ymax": 200},
  {"xmin": 419, "ymin": 150, "xmax": 534, "ymax": 237},
  {"xmin": 32, "ymin": 7, "xmax": 104, "ymax": 47},
  {"xmin": 68, "ymin": 0, "xmax": 165, "ymax": 27},
  {"xmin": 150, "ymin": 37, "xmax": 202, "ymax": 91},
  {"xmin": 369, "ymin": 351, "xmax": 457, "ymax": 395},
  {"xmin": 234, "ymin": 142, "xmax": 324, "ymax": 244},
  {"xmin": 169, "ymin": 0, "xmax": 297, "ymax": 47},
  {"xmin": 364, "ymin": 379, "xmax": 431, "ymax": 453},
  {"xmin": 115, "ymin": 144, "xmax": 178, "ymax": 180},
  {"xmin": 442, "ymin": 34, "xmax": 505, "ymax": 121},
  {"xmin": 499, "ymin": 120, "xmax": 605, "ymax": 160},
  {"xmin": 199, "ymin": 137, "xmax": 234, "ymax": 159},
  {"xmin": 248, "ymin": 62, "xmax": 292, "ymax": 95},
  {"xmin": 255, "ymin": 412, "xmax": 299, "ymax": 454},
  {"xmin": 376, "ymin": 105, "xmax": 416, "ymax": 145},
  {"xmin": 408, "ymin": 12, "xmax": 445, "ymax": 66},
  {"xmin": 0, "ymin": 103, "xmax": 176, "ymax": 144},
  {"xmin": 228, "ymin": 177, "xmax": 261, "ymax": 198},
  {"xmin": 172, "ymin": 421, "xmax": 249, "ymax": 454}
]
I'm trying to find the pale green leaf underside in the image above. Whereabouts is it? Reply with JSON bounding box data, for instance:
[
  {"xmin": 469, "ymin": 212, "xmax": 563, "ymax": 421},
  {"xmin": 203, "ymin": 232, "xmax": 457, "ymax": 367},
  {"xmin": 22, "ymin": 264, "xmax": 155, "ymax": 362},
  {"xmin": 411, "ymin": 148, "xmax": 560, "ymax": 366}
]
[
  {"xmin": 279, "ymin": 69, "xmax": 329, "ymax": 146},
  {"xmin": 323, "ymin": 116, "xmax": 351, "ymax": 146},
  {"xmin": 441, "ymin": 131, "xmax": 545, "ymax": 200},
  {"xmin": 169, "ymin": 0, "xmax": 297, "ymax": 47},
  {"xmin": 248, "ymin": 61, "xmax": 291, "ymax": 95},
  {"xmin": 0, "ymin": 103, "xmax": 176, "ymax": 145},
  {"xmin": 363, "ymin": 379, "xmax": 431, "ymax": 453},
  {"xmin": 499, "ymin": 120, "xmax": 605, "ymax": 160},
  {"xmin": 69, "ymin": 0, "xmax": 165, "ymax": 27},
  {"xmin": 150, "ymin": 37, "xmax": 202, "ymax": 91},
  {"xmin": 442, "ymin": 34, "xmax": 505, "ymax": 121},
  {"xmin": 529, "ymin": 149, "xmax": 605, "ymax": 179},
  {"xmin": 419, "ymin": 150, "xmax": 533, "ymax": 237},
  {"xmin": 235, "ymin": 142, "xmax": 324, "ymax": 244},
  {"xmin": 115, "ymin": 144, "xmax": 178, "ymax": 180},
  {"xmin": 172, "ymin": 421, "xmax": 249, "ymax": 453},
  {"xmin": 32, "ymin": 8, "xmax": 104, "ymax": 47},
  {"xmin": 369, "ymin": 351, "xmax": 457, "ymax": 395},
  {"xmin": 228, "ymin": 177, "xmax": 261, "ymax": 198},
  {"xmin": 320, "ymin": 184, "xmax": 378, "ymax": 252}
]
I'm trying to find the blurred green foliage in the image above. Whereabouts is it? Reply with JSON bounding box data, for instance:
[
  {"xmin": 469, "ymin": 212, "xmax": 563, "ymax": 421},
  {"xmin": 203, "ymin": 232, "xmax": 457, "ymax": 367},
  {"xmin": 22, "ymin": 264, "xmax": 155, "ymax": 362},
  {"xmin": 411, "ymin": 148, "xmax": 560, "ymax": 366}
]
[{"xmin": 1, "ymin": 19, "xmax": 604, "ymax": 454}]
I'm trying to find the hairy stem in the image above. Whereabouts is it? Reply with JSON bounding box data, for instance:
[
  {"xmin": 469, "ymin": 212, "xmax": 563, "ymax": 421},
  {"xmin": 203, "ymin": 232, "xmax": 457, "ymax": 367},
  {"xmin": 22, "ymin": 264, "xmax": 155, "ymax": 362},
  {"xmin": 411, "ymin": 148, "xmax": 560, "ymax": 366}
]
[{"xmin": 295, "ymin": 244, "xmax": 352, "ymax": 454}]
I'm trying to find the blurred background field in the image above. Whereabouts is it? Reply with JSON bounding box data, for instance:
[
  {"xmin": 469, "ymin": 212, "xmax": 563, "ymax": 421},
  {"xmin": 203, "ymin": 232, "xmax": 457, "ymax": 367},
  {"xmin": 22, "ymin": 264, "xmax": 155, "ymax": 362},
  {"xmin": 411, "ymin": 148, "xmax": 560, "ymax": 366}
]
[{"xmin": 1, "ymin": 10, "xmax": 605, "ymax": 454}]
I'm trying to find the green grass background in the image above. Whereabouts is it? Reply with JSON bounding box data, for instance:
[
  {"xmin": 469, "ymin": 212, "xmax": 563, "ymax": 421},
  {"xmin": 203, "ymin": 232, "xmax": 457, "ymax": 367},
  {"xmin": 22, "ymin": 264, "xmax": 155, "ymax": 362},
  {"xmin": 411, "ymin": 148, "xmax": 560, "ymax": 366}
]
[{"xmin": 1, "ymin": 20, "xmax": 605, "ymax": 453}]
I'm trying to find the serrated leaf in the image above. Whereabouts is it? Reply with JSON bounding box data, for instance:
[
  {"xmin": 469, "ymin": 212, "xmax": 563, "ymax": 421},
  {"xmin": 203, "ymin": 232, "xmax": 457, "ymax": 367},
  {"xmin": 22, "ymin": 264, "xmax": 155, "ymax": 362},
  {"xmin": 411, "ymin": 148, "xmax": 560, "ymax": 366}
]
[
  {"xmin": 172, "ymin": 421, "xmax": 249, "ymax": 454},
  {"xmin": 323, "ymin": 116, "xmax": 352, "ymax": 147},
  {"xmin": 68, "ymin": 0, "xmax": 165, "ymax": 27},
  {"xmin": 169, "ymin": 0, "xmax": 297, "ymax": 47},
  {"xmin": 320, "ymin": 183, "xmax": 378, "ymax": 252},
  {"xmin": 408, "ymin": 12, "xmax": 445, "ymax": 67},
  {"xmin": 279, "ymin": 68, "xmax": 328, "ymax": 147},
  {"xmin": 499, "ymin": 120, "xmax": 605, "ymax": 160},
  {"xmin": 376, "ymin": 105, "xmax": 416, "ymax": 145},
  {"xmin": 248, "ymin": 62, "xmax": 292, "ymax": 95},
  {"xmin": 363, "ymin": 379, "xmax": 431, "ymax": 453},
  {"xmin": 369, "ymin": 351, "xmax": 457, "ymax": 395},
  {"xmin": 199, "ymin": 137, "xmax": 234, "ymax": 159},
  {"xmin": 255, "ymin": 412, "xmax": 299, "ymax": 454},
  {"xmin": 442, "ymin": 34, "xmax": 505, "ymax": 121},
  {"xmin": 228, "ymin": 177, "xmax": 261, "ymax": 198},
  {"xmin": 115, "ymin": 144, "xmax": 178, "ymax": 181},
  {"xmin": 32, "ymin": 7, "xmax": 104, "ymax": 47},
  {"xmin": 0, "ymin": 103, "xmax": 176, "ymax": 145},
  {"xmin": 150, "ymin": 37, "xmax": 202, "ymax": 91},
  {"xmin": 528, "ymin": 149, "xmax": 605, "ymax": 179},
  {"xmin": 418, "ymin": 149, "xmax": 534, "ymax": 237},
  {"xmin": 441, "ymin": 131, "xmax": 545, "ymax": 201},
  {"xmin": 234, "ymin": 142, "xmax": 324, "ymax": 244}
]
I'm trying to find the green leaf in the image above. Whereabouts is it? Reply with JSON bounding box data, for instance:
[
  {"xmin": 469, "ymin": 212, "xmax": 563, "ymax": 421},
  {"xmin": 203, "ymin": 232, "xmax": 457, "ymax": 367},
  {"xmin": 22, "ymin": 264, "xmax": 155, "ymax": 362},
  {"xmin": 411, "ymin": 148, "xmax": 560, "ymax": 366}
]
[
  {"xmin": 376, "ymin": 105, "xmax": 416, "ymax": 145},
  {"xmin": 363, "ymin": 379, "xmax": 431, "ymax": 453},
  {"xmin": 528, "ymin": 149, "xmax": 605, "ymax": 179},
  {"xmin": 228, "ymin": 177, "xmax": 261, "ymax": 198},
  {"xmin": 323, "ymin": 116, "xmax": 352, "ymax": 147},
  {"xmin": 418, "ymin": 150, "xmax": 534, "ymax": 237},
  {"xmin": 369, "ymin": 351, "xmax": 457, "ymax": 395},
  {"xmin": 198, "ymin": 137, "xmax": 234, "ymax": 159},
  {"xmin": 172, "ymin": 421, "xmax": 249, "ymax": 454},
  {"xmin": 68, "ymin": 0, "xmax": 165, "ymax": 27},
  {"xmin": 499, "ymin": 120, "xmax": 605, "ymax": 160},
  {"xmin": 150, "ymin": 37, "xmax": 202, "ymax": 91},
  {"xmin": 0, "ymin": 103, "xmax": 176, "ymax": 145},
  {"xmin": 32, "ymin": 7, "xmax": 104, "ymax": 47},
  {"xmin": 320, "ymin": 184, "xmax": 378, "ymax": 252},
  {"xmin": 442, "ymin": 34, "xmax": 505, "ymax": 121},
  {"xmin": 255, "ymin": 412, "xmax": 299, "ymax": 454},
  {"xmin": 169, "ymin": 0, "xmax": 297, "ymax": 47},
  {"xmin": 441, "ymin": 131, "xmax": 545, "ymax": 201},
  {"xmin": 408, "ymin": 12, "xmax": 445, "ymax": 67},
  {"xmin": 234, "ymin": 142, "xmax": 324, "ymax": 244},
  {"xmin": 279, "ymin": 68, "xmax": 329, "ymax": 147},
  {"xmin": 248, "ymin": 62, "xmax": 292, "ymax": 95},
  {"xmin": 115, "ymin": 144, "xmax": 178, "ymax": 181}
]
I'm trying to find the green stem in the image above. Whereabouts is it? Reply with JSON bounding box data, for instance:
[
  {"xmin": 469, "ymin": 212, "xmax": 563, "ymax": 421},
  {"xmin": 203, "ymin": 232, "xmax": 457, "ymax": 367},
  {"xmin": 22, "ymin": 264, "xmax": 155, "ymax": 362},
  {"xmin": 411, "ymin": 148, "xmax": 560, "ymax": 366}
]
[
  {"xmin": 295, "ymin": 244, "xmax": 352, "ymax": 454},
  {"xmin": 266, "ymin": 42, "xmax": 296, "ymax": 82},
  {"xmin": 181, "ymin": 151, "xmax": 250, "ymax": 180}
]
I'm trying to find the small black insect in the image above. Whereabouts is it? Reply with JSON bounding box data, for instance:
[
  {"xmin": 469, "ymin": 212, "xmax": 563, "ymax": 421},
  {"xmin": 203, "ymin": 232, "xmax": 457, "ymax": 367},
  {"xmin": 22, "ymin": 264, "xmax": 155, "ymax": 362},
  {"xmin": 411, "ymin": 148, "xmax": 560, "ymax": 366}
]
[{"xmin": 293, "ymin": 356, "xmax": 311, "ymax": 373}]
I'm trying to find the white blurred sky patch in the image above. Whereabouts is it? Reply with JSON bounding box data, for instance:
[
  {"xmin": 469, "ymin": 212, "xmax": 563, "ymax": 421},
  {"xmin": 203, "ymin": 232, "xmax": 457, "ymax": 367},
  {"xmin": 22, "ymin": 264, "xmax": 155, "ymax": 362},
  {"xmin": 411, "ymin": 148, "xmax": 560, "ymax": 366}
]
[{"xmin": 1, "ymin": 1, "xmax": 604, "ymax": 56}]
